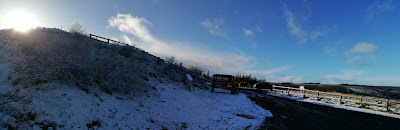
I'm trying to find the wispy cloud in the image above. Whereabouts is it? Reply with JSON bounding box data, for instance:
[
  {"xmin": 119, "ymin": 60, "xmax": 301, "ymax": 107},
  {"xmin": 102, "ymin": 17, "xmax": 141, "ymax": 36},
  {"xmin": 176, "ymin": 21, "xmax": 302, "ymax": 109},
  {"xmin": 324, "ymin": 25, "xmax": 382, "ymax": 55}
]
[
  {"xmin": 282, "ymin": 3, "xmax": 308, "ymax": 43},
  {"xmin": 200, "ymin": 18, "xmax": 227, "ymax": 38},
  {"xmin": 344, "ymin": 42, "xmax": 379, "ymax": 64},
  {"xmin": 347, "ymin": 42, "xmax": 378, "ymax": 53},
  {"xmin": 109, "ymin": 14, "xmax": 247, "ymax": 73},
  {"xmin": 243, "ymin": 29, "xmax": 254, "ymax": 36},
  {"xmin": 324, "ymin": 70, "xmax": 400, "ymax": 86},
  {"xmin": 310, "ymin": 31, "xmax": 325, "ymax": 41},
  {"xmin": 242, "ymin": 28, "xmax": 256, "ymax": 48},
  {"xmin": 122, "ymin": 34, "xmax": 133, "ymax": 45},
  {"xmin": 282, "ymin": 2, "xmax": 327, "ymax": 43},
  {"xmin": 108, "ymin": 13, "xmax": 299, "ymax": 81},
  {"xmin": 367, "ymin": 0, "xmax": 395, "ymax": 21},
  {"xmin": 255, "ymin": 25, "xmax": 262, "ymax": 32},
  {"xmin": 108, "ymin": 13, "xmax": 169, "ymax": 55},
  {"xmin": 322, "ymin": 41, "xmax": 342, "ymax": 56}
]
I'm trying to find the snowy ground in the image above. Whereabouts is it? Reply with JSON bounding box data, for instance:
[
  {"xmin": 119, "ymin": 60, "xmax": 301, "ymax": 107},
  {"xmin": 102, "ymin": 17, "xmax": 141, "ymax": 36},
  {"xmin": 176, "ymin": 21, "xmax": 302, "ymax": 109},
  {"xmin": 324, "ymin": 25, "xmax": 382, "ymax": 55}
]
[
  {"xmin": 269, "ymin": 93, "xmax": 400, "ymax": 119},
  {"xmin": 1, "ymin": 82, "xmax": 272, "ymax": 129}
]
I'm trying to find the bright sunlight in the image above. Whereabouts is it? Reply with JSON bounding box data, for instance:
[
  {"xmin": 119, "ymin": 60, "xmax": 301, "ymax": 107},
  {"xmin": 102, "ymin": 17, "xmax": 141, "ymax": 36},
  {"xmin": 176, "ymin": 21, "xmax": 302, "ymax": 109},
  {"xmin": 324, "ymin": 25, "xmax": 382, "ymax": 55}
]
[{"xmin": 1, "ymin": 10, "xmax": 39, "ymax": 32}]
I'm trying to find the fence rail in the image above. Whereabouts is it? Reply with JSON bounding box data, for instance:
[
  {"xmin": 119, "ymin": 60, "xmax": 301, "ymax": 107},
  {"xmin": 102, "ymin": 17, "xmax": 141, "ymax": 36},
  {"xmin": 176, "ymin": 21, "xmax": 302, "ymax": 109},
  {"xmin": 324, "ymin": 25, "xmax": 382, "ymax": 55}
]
[
  {"xmin": 272, "ymin": 85, "xmax": 400, "ymax": 114},
  {"xmin": 89, "ymin": 34, "xmax": 129, "ymax": 46}
]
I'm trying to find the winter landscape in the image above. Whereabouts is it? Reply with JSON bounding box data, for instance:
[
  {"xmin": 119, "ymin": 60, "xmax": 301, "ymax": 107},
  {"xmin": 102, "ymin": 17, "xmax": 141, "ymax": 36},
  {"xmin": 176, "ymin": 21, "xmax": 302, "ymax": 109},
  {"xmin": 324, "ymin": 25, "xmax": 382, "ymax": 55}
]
[
  {"xmin": 1, "ymin": 0, "xmax": 400, "ymax": 129},
  {"xmin": 0, "ymin": 28, "xmax": 273, "ymax": 129}
]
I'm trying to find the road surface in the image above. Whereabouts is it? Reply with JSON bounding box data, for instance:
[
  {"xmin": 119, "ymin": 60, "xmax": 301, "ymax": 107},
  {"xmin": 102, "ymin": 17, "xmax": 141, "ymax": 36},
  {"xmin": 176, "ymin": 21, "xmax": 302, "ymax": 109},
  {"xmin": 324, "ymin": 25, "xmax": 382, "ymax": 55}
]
[{"xmin": 238, "ymin": 89, "xmax": 400, "ymax": 130}]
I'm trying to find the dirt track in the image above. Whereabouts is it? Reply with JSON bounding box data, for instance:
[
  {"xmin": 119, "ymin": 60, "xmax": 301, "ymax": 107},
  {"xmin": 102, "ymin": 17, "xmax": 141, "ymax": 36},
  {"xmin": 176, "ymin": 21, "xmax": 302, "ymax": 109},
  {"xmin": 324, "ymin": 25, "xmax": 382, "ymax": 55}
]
[{"xmin": 238, "ymin": 89, "xmax": 400, "ymax": 130}]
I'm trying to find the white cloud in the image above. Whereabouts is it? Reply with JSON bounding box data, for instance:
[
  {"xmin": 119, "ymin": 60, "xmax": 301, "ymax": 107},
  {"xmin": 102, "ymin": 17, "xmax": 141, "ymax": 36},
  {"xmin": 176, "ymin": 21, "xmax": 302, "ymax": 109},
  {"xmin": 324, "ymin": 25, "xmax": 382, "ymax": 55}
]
[
  {"xmin": 109, "ymin": 13, "xmax": 299, "ymax": 80},
  {"xmin": 200, "ymin": 18, "xmax": 226, "ymax": 37},
  {"xmin": 243, "ymin": 29, "xmax": 254, "ymax": 36},
  {"xmin": 109, "ymin": 13, "xmax": 168, "ymax": 53},
  {"xmin": 282, "ymin": 3, "xmax": 308, "ymax": 43},
  {"xmin": 367, "ymin": 0, "xmax": 395, "ymax": 21},
  {"xmin": 122, "ymin": 34, "xmax": 133, "ymax": 45},
  {"xmin": 347, "ymin": 42, "xmax": 378, "ymax": 54},
  {"xmin": 324, "ymin": 70, "xmax": 400, "ymax": 86},
  {"xmin": 282, "ymin": 2, "xmax": 327, "ymax": 43},
  {"xmin": 345, "ymin": 56, "xmax": 362, "ymax": 64},
  {"xmin": 344, "ymin": 42, "xmax": 379, "ymax": 64}
]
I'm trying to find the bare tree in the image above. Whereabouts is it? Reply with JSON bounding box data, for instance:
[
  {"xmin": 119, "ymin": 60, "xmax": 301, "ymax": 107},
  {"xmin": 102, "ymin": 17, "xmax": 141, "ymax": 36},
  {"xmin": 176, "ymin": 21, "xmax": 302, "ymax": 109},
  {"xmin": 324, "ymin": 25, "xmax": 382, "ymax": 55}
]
[
  {"xmin": 189, "ymin": 65, "xmax": 203, "ymax": 76},
  {"xmin": 166, "ymin": 56, "xmax": 177, "ymax": 65},
  {"xmin": 69, "ymin": 20, "xmax": 86, "ymax": 34}
]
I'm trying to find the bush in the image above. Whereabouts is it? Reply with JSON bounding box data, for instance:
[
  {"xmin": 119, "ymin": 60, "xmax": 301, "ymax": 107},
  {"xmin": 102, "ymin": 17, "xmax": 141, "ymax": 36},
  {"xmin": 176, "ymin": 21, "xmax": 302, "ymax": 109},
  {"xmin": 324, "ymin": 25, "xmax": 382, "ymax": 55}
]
[
  {"xmin": 69, "ymin": 20, "xmax": 86, "ymax": 34},
  {"xmin": 188, "ymin": 65, "xmax": 203, "ymax": 76},
  {"xmin": 166, "ymin": 56, "xmax": 177, "ymax": 65}
]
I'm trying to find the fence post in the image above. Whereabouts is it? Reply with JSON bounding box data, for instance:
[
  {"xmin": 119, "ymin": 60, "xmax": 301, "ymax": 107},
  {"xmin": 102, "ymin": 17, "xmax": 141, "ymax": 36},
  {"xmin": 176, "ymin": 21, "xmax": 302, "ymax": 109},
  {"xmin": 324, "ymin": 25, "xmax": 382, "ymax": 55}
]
[
  {"xmin": 339, "ymin": 93, "xmax": 342, "ymax": 105},
  {"xmin": 317, "ymin": 91, "xmax": 319, "ymax": 100},
  {"xmin": 385, "ymin": 99, "xmax": 389, "ymax": 112}
]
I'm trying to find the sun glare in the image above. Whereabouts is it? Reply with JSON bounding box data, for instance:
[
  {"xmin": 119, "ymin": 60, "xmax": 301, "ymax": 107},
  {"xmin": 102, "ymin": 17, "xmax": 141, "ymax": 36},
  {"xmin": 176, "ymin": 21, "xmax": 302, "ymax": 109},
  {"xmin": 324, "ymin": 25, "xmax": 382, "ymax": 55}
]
[{"xmin": 2, "ymin": 10, "xmax": 39, "ymax": 32}]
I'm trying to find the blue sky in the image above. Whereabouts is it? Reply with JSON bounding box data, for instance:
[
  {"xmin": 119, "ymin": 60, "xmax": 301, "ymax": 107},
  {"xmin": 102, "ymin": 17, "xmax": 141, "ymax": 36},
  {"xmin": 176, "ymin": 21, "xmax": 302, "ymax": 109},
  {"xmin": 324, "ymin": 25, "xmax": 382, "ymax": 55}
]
[{"xmin": 1, "ymin": 0, "xmax": 400, "ymax": 86}]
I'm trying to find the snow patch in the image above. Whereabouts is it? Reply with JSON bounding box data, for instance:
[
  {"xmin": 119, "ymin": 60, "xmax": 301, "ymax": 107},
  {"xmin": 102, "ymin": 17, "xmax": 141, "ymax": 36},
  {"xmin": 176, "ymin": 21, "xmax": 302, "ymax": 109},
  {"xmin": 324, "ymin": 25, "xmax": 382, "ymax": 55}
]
[
  {"xmin": 186, "ymin": 74, "xmax": 193, "ymax": 81},
  {"xmin": 9, "ymin": 83, "xmax": 272, "ymax": 129}
]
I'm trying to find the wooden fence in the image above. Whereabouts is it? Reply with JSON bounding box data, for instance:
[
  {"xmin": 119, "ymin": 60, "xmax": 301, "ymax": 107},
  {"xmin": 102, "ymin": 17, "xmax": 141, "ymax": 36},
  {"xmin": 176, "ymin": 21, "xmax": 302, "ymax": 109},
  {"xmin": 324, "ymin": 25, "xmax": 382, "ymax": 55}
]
[
  {"xmin": 89, "ymin": 34, "xmax": 129, "ymax": 46},
  {"xmin": 272, "ymin": 85, "xmax": 400, "ymax": 114}
]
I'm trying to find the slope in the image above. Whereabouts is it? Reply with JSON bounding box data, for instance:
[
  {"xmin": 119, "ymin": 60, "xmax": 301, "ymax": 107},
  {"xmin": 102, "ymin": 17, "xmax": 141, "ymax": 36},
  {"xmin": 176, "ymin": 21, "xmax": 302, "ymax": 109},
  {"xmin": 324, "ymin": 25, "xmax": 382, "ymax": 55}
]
[{"xmin": 0, "ymin": 28, "xmax": 272, "ymax": 129}]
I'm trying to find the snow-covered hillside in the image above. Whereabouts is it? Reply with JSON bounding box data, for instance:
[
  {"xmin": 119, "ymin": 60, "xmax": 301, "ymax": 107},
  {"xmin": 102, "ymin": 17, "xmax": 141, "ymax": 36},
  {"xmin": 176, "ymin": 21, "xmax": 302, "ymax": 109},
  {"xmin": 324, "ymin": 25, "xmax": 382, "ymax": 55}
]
[{"xmin": 0, "ymin": 28, "xmax": 272, "ymax": 129}]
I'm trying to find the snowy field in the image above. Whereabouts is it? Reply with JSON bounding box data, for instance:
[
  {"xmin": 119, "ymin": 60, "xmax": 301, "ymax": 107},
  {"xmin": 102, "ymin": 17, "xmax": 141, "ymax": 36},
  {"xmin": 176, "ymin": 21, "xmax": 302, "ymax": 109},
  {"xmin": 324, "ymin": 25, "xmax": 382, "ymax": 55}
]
[
  {"xmin": 1, "ymin": 82, "xmax": 272, "ymax": 129},
  {"xmin": 269, "ymin": 93, "xmax": 400, "ymax": 119}
]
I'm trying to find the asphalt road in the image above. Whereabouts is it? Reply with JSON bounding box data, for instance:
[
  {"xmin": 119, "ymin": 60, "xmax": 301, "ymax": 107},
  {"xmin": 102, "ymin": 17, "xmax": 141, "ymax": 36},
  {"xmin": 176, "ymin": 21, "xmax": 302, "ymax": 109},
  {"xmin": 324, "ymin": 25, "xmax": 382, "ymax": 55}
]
[{"xmin": 238, "ymin": 89, "xmax": 400, "ymax": 130}]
